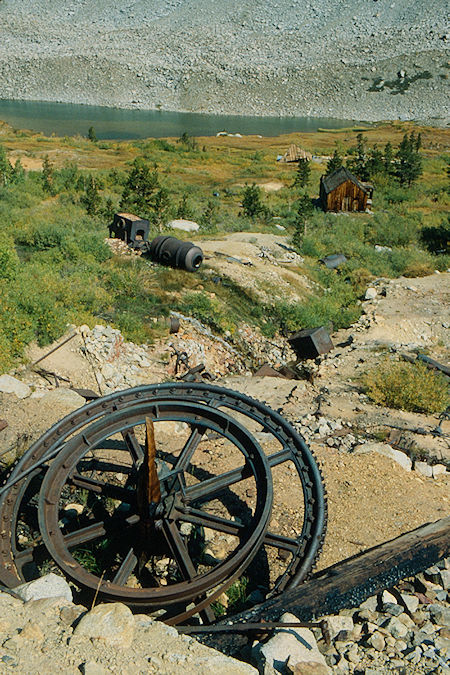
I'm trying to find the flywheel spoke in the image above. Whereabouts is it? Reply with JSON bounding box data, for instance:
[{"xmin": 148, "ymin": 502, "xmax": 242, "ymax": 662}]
[
  {"xmin": 68, "ymin": 474, "xmax": 136, "ymax": 504},
  {"xmin": 112, "ymin": 547, "xmax": 138, "ymax": 585}
]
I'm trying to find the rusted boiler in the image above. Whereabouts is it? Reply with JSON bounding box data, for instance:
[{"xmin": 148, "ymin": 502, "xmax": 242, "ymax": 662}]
[{"xmin": 320, "ymin": 167, "xmax": 372, "ymax": 212}]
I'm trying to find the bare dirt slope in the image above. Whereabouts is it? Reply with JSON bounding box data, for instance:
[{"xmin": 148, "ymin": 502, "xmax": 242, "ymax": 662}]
[{"xmin": 1, "ymin": 236, "xmax": 448, "ymax": 579}]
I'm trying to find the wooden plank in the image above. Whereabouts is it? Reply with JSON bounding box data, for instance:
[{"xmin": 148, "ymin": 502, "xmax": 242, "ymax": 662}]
[{"xmin": 229, "ymin": 516, "xmax": 450, "ymax": 624}]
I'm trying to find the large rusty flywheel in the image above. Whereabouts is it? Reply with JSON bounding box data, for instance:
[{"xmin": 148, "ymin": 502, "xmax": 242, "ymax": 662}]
[{"xmin": 0, "ymin": 384, "xmax": 327, "ymax": 624}]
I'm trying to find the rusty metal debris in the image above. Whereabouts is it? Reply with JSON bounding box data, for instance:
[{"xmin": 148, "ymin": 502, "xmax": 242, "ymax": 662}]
[
  {"xmin": 109, "ymin": 213, "xmax": 150, "ymax": 249},
  {"xmin": 402, "ymin": 353, "xmax": 450, "ymax": 378},
  {"xmin": 150, "ymin": 236, "xmax": 204, "ymax": 272},
  {"xmin": 288, "ymin": 327, "xmax": 334, "ymax": 361},
  {"xmin": 0, "ymin": 383, "xmax": 327, "ymax": 625}
]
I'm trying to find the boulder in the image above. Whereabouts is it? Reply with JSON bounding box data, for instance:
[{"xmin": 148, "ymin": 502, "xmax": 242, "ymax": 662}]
[
  {"xmin": 72, "ymin": 603, "xmax": 135, "ymax": 648},
  {"xmin": 364, "ymin": 287, "xmax": 377, "ymax": 300},
  {"xmin": 253, "ymin": 612, "xmax": 331, "ymax": 674},
  {"xmin": 39, "ymin": 388, "xmax": 86, "ymax": 410},
  {"xmin": 166, "ymin": 219, "xmax": 200, "ymax": 232},
  {"xmin": 0, "ymin": 375, "xmax": 31, "ymax": 399},
  {"xmin": 14, "ymin": 573, "xmax": 72, "ymax": 603},
  {"xmin": 414, "ymin": 461, "xmax": 433, "ymax": 478},
  {"xmin": 353, "ymin": 442, "xmax": 412, "ymax": 471}
]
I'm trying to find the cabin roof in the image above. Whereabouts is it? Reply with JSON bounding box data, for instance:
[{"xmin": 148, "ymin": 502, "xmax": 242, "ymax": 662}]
[{"xmin": 321, "ymin": 166, "xmax": 370, "ymax": 195}]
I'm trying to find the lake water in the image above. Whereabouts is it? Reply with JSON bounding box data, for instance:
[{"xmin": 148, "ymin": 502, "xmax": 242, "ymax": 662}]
[{"xmin": 0, "ymin": 99, "xmax": 359, "ymax": 140}]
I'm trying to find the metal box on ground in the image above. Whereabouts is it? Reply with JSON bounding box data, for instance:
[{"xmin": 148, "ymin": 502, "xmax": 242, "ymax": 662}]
[{"xmin": 288, "ymin": 326, "xmax": 334, "ymax": 360}]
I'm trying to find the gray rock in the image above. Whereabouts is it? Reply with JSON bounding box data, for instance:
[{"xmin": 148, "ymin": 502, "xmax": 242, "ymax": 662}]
[
  {"xmin": 322, "ymin": 615, "xmax": 354, "ymax": 643},
  {"xmin": 364, "ymin": 287, "xmax": 377, "ymax": 300},
  {"xmin": 0, "ymin": 374, "xmax": 31, "ymax": 399},
  {"xmin": 72, "ymin": 603, "xmax": 135, "ymax": 648},
  {"xmin": 359, "ymin": 596, "xmax": 378, "ymax": 612},
  {"xmin": 429, "ymin": 604, "xmax": 450, "ymax": 627},
  {"xmin": 368, "ymin": 632, "xmax": 385, "ymax": 651},
  {"xmin": 383, "ymin": 602, "xmax": 403, "ymax": 616},
  {"xmin": 14, "ymin": 573, "xmax": 72, "ymax": 603},
  {"xmin": 383, "ymin": 617, "xmax": 408, "ymax": 639},
  {"xmin": 39, "ymin": 388, "xmax": 86, "ymax": 409},
  {"xmin": 254, "ymin": 612, "xmax": 331, "ymax": 674}
]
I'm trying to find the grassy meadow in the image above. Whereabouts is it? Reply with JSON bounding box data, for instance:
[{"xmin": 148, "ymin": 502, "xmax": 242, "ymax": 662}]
[{"xmin": 0, "ymin": 119, "xmax": 448, "ymax": 373}]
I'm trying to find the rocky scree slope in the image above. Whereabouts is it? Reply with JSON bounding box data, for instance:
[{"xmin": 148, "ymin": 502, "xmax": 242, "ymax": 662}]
[{"xmin": 0, "ymin": 0, "xmax": 448, "ymax": 122}]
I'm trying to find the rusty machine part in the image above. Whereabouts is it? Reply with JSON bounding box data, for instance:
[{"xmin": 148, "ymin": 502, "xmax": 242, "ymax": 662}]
[
  {"xmin": 0, "ymin": 383, "xmax": 326, "ymax": 624},
  {"xmin": 149, "ymin": 236, "xmax": 204, "ymax": 272}
]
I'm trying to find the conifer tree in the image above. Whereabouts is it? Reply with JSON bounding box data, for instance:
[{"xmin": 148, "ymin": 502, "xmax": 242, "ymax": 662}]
[
  {"xmin": 396, "ymin": 132, "xmax": 422, "ymax": 186},
  {"xmin": 325, "ymin": 149, "xmax": 343, "ymax": 176},
  {"xmin": 0, "ymin": 142, "xmax": 12, "ymax": 186},
  {"xmin": 88, "ymin": 126, "xmax": 97, "ymax": 142},
  {"xmin": 120, "ymin": 158, "xmax": 160, "ymax": 218},
  {"xmin": 11, "ymin": 158, "xmax": 25, "ymax": 184},
  {"xmin": 383, "ymin": 142, "xmax": 394, "ymax": 175},
  {"xmin": 242, "ymin": 184, "xmax": 263, "ymax": 218},
  {"xmin": 293, "ymin": 157, "xmax": 311, "ymax": 188},
  {"xmin": 81, "ymin": 175, "xmax": 101, "ymax": 216},
  {"xmin": 292, "ymin": 193, "xmax": 314, "ymax": 249},
  {"xmin": 176, "ymin": 193, "xmax": 193, "ymax": 219},
  {"xmin": 42, "ymin": 155, "xmax": 55, "ymax": 194},
  {"xmin": 347, "ymin": 133, "xmax": 368, "ymax": 180}
]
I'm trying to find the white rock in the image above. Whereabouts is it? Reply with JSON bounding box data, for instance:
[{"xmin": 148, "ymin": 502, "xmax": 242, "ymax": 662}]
[
  {"xmin": 166, "ymin": 219, "xmax": 199, "ymax": 232},
  {"xmin": 432, "ymin": 464, "xmax": 447, "ymax": 478},
  {"xmin": 401, "ymin": 593, "xmax": 419, "ymax": 614},
  {"xmin": 254, "ymin": 612, "xmax": 331, "ymax": 674},
  {"xmin": 415, "ymin": 461, "xmax": 433, "ymax": 478},
  {"xmin": 73, "ymin": 603, "xmax": 135, "ymax": 648},
  {"xmin": 39, "ymin": 388, "xmax": 86, "ymax": 409},
  {"xmin": 381, "ymin": 590, "xmax": 397, "ymax": 605},
  {"xmin": 359, "ymin": 596, "xmax": 378, "ymax": 612},
  {"xmin": 322, "ymin": 615, "xmax": 354, "ymax": 642},
  {"xmin": 364, "ymin": 287, "xmax": 377, "ymax": 300},
  {"xmin": 14, "ymin": 573, "xmax": 72, "ymax": 603},
  {"xmin": 353, "ymin": 442, "xmax": 412, "ymax": 471},
  {"xmin": 0, "ymin": 374, "xmax": 31, "ymax": 399}
]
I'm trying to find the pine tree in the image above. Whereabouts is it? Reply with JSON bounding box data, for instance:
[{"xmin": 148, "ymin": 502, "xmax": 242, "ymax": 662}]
[
  {"xmin": 102, "ymin": 197, "xmax": 116, "ymax": 221},
  {"xmin": 153, "ymin": 187, "xmax": 173, "ymax": 231},
  {"xmin": 383, "ymin": 142, "xmax": 394, "ymax": 175},
  {"xmin": 325, "ymin": 149, "xmax": 343, "ymax": 176},
  {"xmin": 199, "ymin": 200, "xmax": 218, "ymax": 231},
  {"xmin": 293, "ymin": 157, "xmax": 311, "ymax": 188},
  {"xmin": 0, "ymin": 143, "xmax": 12, "ymax": 186},
  {"xmin": 42, "ymin": 155, "xmax": 55, "ymax": 194},
  {"xmin": 366, "ymin": 145, "xmax": 384, "ymax": 178},
  {"xmin": 292, "ymin": 193, "xmax": 314, "ymax": 249},
  {"xmin": 120, "ymin": 158, "xmax": 160, "ymax": 218},
  {"xmin": 176, "ymin": 193, "xmax": 193, "ymax": 219},
  {"xmin": 242, "ymin": 184, "xmax": 263, "ymax": 218},
  {"xmin": 81, "ymin": 175, "xmax": 101, "ymax": 216},
  {"xmin": 11, "ymin": 158, "xmax": 25, "ymax": 184},
  {"xmin": 347, "ymin": 133, "xmax": 368, "ymax": 180},
  {"xmin": 88, "ymin": 126, "xmax": 97, "ymax": 143},
  {"xmin": 396, "ymin": 132, "xmax": 422, "ymax": 186}
]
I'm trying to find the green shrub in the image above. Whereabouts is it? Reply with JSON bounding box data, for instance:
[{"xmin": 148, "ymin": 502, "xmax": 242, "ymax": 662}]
[
  {"xmin": 363, "ymin": 360, "xmax": 448, "ymax": 414},
  {"xmin": 0, "ymin": 234, "xmax": 19, "ymax": 280}
]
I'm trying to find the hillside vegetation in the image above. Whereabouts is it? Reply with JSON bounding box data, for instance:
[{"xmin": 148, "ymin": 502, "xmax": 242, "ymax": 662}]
[{"xmin": 0, "ymin": 121, "xmax": 448, "ymax": 374}]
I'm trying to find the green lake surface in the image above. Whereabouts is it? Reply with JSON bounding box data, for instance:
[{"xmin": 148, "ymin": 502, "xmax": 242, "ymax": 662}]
[{"xmin": 0, "ymin": 99, "xmax": 360, "ymax": 140}]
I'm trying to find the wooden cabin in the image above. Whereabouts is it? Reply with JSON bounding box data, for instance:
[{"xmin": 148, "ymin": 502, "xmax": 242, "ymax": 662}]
[
  {"xmin": 278, "ymin": 144, "xmax": 313, "ymax": 163},
  {"xmin": 320, "ymin": 167, "xmax": 373, "ymax": 212}
]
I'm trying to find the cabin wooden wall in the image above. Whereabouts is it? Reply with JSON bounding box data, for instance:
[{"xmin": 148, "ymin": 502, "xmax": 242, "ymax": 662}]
[{"xmin": 322, "ymin": 180, "xmax": 368, "ymax": 212}]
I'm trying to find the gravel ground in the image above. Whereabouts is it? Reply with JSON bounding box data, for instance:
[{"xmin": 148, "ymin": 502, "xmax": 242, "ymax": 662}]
[{"xmin": 0, "ymin": 0, "xmax": 448, "ymax": 123}]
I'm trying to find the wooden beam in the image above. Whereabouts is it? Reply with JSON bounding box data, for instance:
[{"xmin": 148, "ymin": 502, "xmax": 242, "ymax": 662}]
[{"xmin": 231, "ymin": 516, "xmax": 450, "ymax": 624}]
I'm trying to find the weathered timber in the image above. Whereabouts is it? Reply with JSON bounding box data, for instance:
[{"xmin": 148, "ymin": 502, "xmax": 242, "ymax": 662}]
[
  {"xmin": 232, "ymin": 516, "xmax": 450, "ymax": 624},
  {"xmin": 320, "ymin": 166, "xmax": 372, "ymax": 212}
]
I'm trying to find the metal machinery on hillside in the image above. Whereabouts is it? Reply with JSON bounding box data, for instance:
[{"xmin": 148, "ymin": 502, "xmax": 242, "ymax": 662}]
[{"xmin": 0, "ymin": 384, "xmax": 326, "ymax": 624}]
